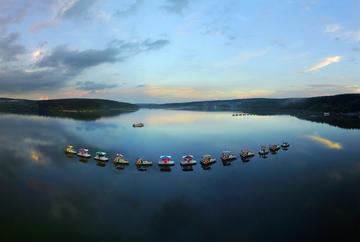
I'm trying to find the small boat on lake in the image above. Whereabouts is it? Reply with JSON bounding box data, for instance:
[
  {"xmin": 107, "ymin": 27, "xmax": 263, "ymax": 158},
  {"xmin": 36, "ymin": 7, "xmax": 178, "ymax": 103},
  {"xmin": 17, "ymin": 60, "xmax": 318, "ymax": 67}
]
[
  {"xmin": 180, "ymin": 155, "xmax": 197, "ymax": 166},
  {"xmin": 221, "ymin": 151, "xmax": 237, "ymax": 161},
  {"xmin": 281, "ymin": 141, "xmax": 290, "ymax": 148},
  {"xmin": 269, "ymin": 144, "xmax": 281, "ymax": 153},
  {"xmin": 77, "ymin": 148, "xmax": 91, "ymax": 158},
  {"xmin": 158, "ymin": 155, "xmax": 175, "ymax": 166},
  {"xmin": 132, "ymin": 122, "xmax": 144, "ymax": 128},
  {"xmin": 94, "ymin": 152, "xmax": 109, "ymax": 162},
  {"xmin": 240, "ymin": 149, "xmax": 255, "ymax": 159},
  {"xmin": 113, "ymin": 154, "xmax": 129, "ymax": 165},
  {"xmin": 64, "ymin": 145, "xmax": 77, "ymax": 155},
  {"xmin": 201, "ymin": 154, "xmax": 216, "ymax": 165},
  {"xmin": 258, "ymin": 146, "xmax": 269, "ymax": 156},
  {"xmin": 136, "ymin": 158, "xmax": 153, "ymax": 166}
]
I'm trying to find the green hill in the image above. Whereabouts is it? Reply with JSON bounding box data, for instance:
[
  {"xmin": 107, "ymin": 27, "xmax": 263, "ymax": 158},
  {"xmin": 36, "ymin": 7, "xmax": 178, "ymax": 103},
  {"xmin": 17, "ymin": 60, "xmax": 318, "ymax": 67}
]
[
  {"xmin": 140, "ymin": 94, "xmax": 360, "ymax": 113},
  {"xmin": 0, "ymin": 98, "xmax": 139, "ymax": 120}
]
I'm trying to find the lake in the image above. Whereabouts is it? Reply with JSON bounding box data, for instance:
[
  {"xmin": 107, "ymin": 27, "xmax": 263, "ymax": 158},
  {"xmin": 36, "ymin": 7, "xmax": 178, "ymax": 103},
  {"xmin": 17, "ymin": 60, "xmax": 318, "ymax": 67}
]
[{"xmin": 0, "ymin": 109, "xmax": 359, "ymax": 241}]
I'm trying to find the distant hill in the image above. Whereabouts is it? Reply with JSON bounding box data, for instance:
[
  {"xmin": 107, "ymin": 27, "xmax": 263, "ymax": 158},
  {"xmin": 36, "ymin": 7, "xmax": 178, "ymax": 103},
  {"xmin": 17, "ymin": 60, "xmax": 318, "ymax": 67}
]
[
  {"xmin": 0, "ymin": 98, "xmax": 139, "ymax": 120},
  {"xmin": 140, "ymin": 94, "xmax": 360, "ymax": 113}
]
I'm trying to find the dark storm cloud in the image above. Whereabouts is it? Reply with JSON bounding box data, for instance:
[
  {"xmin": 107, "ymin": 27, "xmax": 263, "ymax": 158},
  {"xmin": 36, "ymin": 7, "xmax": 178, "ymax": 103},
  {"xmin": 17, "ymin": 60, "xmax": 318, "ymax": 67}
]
[
  {"xmin": 76, "ymin": 81, "xmax": 118, "ymax": 93},
  {"xmin": 0, "ymin": 32, "xmax": 26, "ymax": 61},
  {"xmin": 161, "ymin": 0, "xmax": 189, "ymax": 14},
  {"xmin": 0, "ymin": 38, "xmax": 170, "ymax": 94}
]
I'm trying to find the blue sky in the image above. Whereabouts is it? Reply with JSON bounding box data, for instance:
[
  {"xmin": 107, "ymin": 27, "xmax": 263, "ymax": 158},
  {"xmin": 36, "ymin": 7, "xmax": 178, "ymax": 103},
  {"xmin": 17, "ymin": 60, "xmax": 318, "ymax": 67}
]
[{"xmin": 0, "ymin": 0, "xmax": 359, "ymax": 102}]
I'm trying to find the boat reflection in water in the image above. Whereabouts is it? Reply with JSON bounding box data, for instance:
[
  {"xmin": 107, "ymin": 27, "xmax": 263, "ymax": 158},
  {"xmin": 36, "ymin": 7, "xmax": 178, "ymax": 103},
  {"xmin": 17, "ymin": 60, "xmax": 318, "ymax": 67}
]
[
  {"xmin": 201, "ymin": 164, "xmax": 211, "ymax": 170},
  {"xmin": 181, "ymin": 165, "xmax": 194, "ymax": 172},
  {"xmin": 79, "ymin": 157, "xmax": 90, "ymax": 163},
  {"xmin": 96, "ymin": 161, "xmax": 106, "ymax": 167},
  {"xmin": 221, "ymin": 159, "xmax": 232, "ymax": 166},
  {"xmin": 160, "ymin": 166, "xmax": 172, "ymax": 172},
  {"xmin": 114, "ymin": 164, "xmax": 127, "ymax": 170}
]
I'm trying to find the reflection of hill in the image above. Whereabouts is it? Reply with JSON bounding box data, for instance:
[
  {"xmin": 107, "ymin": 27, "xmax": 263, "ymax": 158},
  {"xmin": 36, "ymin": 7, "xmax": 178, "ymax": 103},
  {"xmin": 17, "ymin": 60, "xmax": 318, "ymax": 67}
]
[
  {"xmin": 295, "ymin": 113, "xmax": 360, "ymax": 130},
  {"xmin": 0, "ymin": 98, "xmax": 139, "ymax": 121},
  {"xmin": 140, "ymin": 94, "xmax": 360, "ymax": 129}
]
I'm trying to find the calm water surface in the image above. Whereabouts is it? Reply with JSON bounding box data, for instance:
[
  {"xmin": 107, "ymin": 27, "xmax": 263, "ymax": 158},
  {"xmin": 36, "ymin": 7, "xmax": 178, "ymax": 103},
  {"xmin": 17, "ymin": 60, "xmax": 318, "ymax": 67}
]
[{"xmin": 1, "ymin": 109, "xmax": 360, "ymax": 241}]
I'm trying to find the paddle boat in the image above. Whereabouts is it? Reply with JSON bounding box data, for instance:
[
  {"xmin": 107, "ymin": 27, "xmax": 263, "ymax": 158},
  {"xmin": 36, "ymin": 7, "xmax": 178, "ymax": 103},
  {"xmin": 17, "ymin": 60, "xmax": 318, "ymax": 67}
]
[
  {"xmin": 240, "ymin": 149, "xmax": 255, "ymax": 159},
  {"xmin": 180, "ymin": 155, "xmax": 197, "ymax": 166},
  {"xmin": 64, "ymin": 145, "xmax": 77, "ymax": 155},
  {"xmin": 94, "ymin": 152, "xmax": 109, "ymax": 162},
  {"xmin": 258, "ymin": 146, "xmax": 269, "ymax": 155},
  {"xmin": 77, "ymin": 148, "xmax": 91, "ymax": 158},
  {"xmin": 201, "ymin": 154, "xmax": 216, "ymax": 165},
  {"xmin": 221, "ymin": 151, "xmax": 237, "ymax": 161},
  {"xmin": 281, "ymin": 141, "xmax": 290, "ymax": 148},
  {"xmin": 158, "ymin": 155, "xmax": 175, "ymax": 166},
  {"xmin": 113, "ymin": 154, "xmax": 129, "ymax": 165},
  {"xmin": 136, "ymin": 158, "xmax": 153, "ymax": 166},
  {"xmin": 132, "ymin": 122, "xmax": 144, "ymax": 128},
  {"xmin": 269, "ymin": 144, "xmax": 281, "ymax": 153}
]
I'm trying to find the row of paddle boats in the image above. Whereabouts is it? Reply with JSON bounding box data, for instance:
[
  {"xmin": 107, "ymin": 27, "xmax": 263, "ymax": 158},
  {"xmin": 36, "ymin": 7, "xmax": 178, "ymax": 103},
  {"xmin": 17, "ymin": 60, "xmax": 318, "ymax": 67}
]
[{"xmin": 64, "ymin": 141, "xmax": 290, "ymax": 167}]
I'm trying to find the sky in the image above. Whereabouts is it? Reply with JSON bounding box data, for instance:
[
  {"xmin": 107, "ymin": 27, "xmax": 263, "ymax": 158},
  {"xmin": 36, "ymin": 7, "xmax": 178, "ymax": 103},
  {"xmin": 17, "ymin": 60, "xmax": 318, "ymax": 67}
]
[{"xmin": 0, "ymin": 0, "xmax": 359, "ymax": 103}]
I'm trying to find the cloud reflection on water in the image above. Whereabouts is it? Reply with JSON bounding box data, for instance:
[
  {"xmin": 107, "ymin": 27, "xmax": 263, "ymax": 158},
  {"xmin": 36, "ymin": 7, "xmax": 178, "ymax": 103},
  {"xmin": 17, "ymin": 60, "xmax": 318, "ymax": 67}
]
[{"xmin": 307, "ymin": 134, "xmax": 343, "ymax": 150}]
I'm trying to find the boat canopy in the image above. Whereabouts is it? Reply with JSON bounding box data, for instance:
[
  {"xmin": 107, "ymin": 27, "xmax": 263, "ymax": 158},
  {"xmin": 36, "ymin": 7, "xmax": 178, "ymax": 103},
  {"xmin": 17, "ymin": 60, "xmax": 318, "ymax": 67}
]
[
  {"xmin": 182, "ymin": 155, "xmax": 193, "ymax": 159},
  {"xmin": 202, "ymin": 154, "xmax": 212, "ymax": 158},
  {"xmin": 96, "ymin": 152, "xmax": 106, "ymax": 156},
  {"xmin": 160, "ymin": 155, "xmax": 172, "ymax": 159}
]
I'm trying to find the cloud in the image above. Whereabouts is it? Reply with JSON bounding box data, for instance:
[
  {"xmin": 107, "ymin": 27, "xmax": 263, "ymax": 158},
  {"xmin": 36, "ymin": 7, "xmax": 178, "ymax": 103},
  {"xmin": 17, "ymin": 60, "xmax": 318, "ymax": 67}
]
[
  {"xmin": 58, "ymin": 0, "xmax": 100, "ymax": 19},
  {"xmin": 38, "ymin": 38, "xmax": 169, "ymax": 71},
  {"xmin": 30, "ymin": 0, "xmax": 101, "ymax": 32},
  {"xmin": 161, "ymin": 0, "xmax": 189, "ymax": 14},
  {"xmin": 307, "ymin": 134, "xmax": 343, "ymax": 150},
  {"xmin": 131, "ymin": 85, "xmax": 273, "ymax": 101},
  {"xmin": 0, "ymin": 38, "xmax": 169, "ymax": 94},
  {"xmin": 0, "ymin": 32, "xmax": 26, "ymax": 61},
  {"xmin": 76, "ymin": 81, "xmax": 118, "ymax": 93},
  {"xmin": 324, "ymin": 24, "xmax": 340, "ymax": 33},
  {"xmin": 0, "ymin": 0, "xmax": 31, "ymax": 28},
  {"xmin": 324, "ymin": 24, "xmax": 360, "ymax": 42},
  {"xmin": 305, "ymin": 56, "xmax": 342, "ymax": 72},
  {"xmin": 115, "ymin": 0, "xmax": 143, "ymax": 17}
]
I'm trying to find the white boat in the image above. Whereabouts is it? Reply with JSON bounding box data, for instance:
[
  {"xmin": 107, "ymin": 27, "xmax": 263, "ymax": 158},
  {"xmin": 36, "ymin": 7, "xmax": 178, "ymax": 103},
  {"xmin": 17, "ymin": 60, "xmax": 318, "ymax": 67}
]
[
  {"xmin": 132, "ymin": 122, "xmax": 144, "ymax": 128},
  {"xmin": 136, "ymin": 158, "xmax": 153, "ymax": 166},
  {"xmin": 281, "ymin": 141, "xmax": 290, "ymax": 148},
  {"xmin": 64, "ymin": 145, "xmax": 77, "ymax": 154},
  {"xmin": 258, "ymin": 146, "xmax": 269, "ymax": 155},
  {"xmin": 200, "ymin": 154, "xmax": 216, "ymax": 165},
  {"xmin": 180, "ymin": 155, "xmax": 197, "ymax": 166},
  {"xmin": 94, "ymin": 152, "xmax": 109, "ymax": 162},
  {"xmin": 221, "ymin": 151, "xmax": 237, "ymax": 161},
  {"xmin": 240, "ymin": 149, "xmax": 255, "ymax": 159},
  {"xmin": 158, "ymin": 155, "xmax": 175, "ymax": 166},
  {"xmin": 77, "ymin": 148, "xmax": 91, "ymax": 158},
  {"xmin": 113, "ymin": 154, "xmax": 129, "ymax": 165}
]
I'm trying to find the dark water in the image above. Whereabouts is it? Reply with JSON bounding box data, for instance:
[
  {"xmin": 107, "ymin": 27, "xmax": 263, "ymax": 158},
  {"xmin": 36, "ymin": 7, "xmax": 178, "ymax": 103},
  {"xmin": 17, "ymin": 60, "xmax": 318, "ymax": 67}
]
[{"xmin": 1, "ymin": 109, "xmax": 360, "ymax": 241}]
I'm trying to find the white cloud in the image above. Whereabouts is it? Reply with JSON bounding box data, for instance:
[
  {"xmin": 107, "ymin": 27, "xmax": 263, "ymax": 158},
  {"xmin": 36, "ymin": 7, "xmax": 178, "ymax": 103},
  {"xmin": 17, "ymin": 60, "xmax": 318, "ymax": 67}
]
[
  {"xmin": 305, "ymin": 56, "xmax": 342, "ymax": 72},
  {"xmin": 324, "ymin": 24, "xmax": 340, "ymax": 33},
  {"xmin": 324, "ymin": 24, "xmax": 360, "ymax": 42}
]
